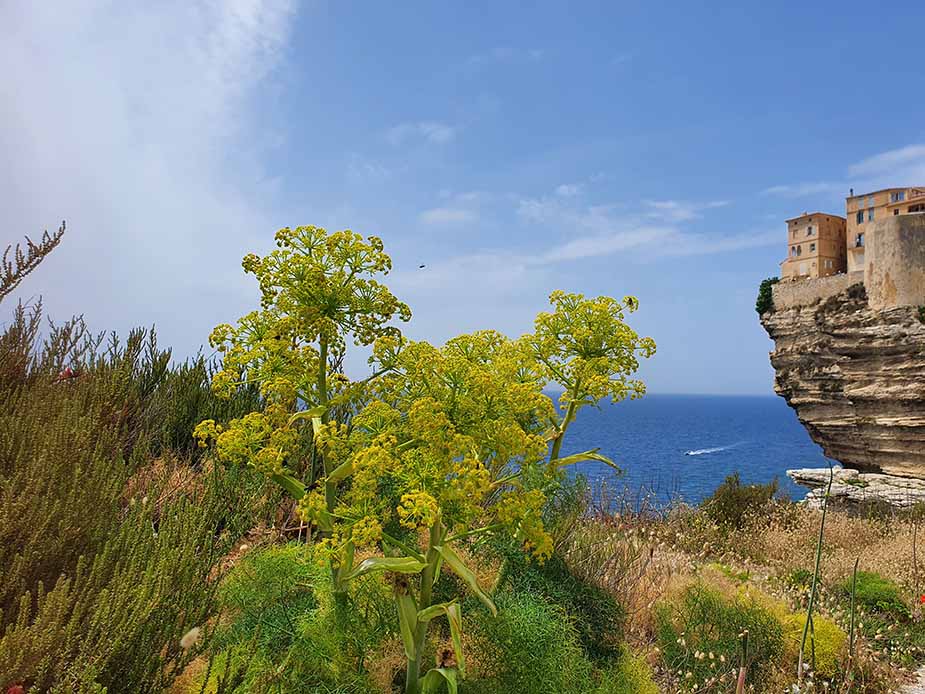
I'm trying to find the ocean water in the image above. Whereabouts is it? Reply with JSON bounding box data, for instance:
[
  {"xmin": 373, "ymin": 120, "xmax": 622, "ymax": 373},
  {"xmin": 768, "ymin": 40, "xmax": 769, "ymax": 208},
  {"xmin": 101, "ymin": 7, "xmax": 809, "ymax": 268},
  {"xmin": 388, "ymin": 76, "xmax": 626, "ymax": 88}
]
[{"xmin": 559, "ymin": 394, "xmax": 832, "ymax": 506}]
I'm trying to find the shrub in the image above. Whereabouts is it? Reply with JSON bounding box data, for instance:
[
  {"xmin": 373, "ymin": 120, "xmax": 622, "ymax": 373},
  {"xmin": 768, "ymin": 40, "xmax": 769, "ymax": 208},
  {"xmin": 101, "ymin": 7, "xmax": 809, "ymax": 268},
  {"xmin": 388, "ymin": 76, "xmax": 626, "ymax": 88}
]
[
  {"xmin": 493, "ymin": 540, "xmax": 625, "ymax": 661},
  {"xmin": 704, "ymin": 472, "xmax": 779, "ymax": 530},
  {"xmin": 756, "ymin": 276, "xmax": 779, "ymax": 315},
  {"xmin": 656, "ymin": 582, "xmax": 784, "ymax": 692},
  {"xmin": 840, "ymin": 571, "xmax": 909, "ymax": 619},
  {"xmin": 463, "ymin": 592, "xmax": 594, "ymax": 694},
  {"xmin": 595, "ymin": 650, "xmax": 658, "ymax": 694},
  {"xmin": 206, "ymin": 543, "xmax": 390, "ymax": 693},
  {"xmin": 780, "ymin": 612, "xmax": 846, "ymax": 679}
]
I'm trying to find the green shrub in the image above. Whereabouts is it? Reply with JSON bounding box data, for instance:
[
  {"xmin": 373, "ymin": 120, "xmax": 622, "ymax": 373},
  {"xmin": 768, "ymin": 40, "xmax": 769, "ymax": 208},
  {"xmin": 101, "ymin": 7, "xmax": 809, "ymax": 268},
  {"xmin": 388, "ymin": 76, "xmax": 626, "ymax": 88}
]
[
  {"xmin": 463, "ymin": 592, "xmax": 595, "ymax": 694},
  {"xmin": 780, "ymin": 612, "xmax": 845, "ymax": 679},
  {"xmin": 704, "ymin": 472, "xmax": 779, "ymax": 530},
  {"xmin": 206, "ymin": 544, "xmax": 390, "ymax": 693},
  {"xmin": 656, "ymin": 582, "xmax": 784, "ymax": 692},
  {"xmin": 491, "ymin": 539, "xmax": 625, "ymax": 661},
  {"xmin": 756, "ymin": 277, "xmax": 779, "ymax": 315},
  {"xmin": 595, "ymin": 650, "xmax": 658, "ymax": 694},
  {"xmin": 841, "ymin": 571, "xmax": 909, "ymax": 619}
]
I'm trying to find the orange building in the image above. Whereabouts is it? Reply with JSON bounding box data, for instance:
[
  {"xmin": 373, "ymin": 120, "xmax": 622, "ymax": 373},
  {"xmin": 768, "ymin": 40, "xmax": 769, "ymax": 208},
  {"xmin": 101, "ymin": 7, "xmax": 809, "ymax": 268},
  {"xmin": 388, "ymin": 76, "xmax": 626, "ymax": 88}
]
[
  {"xmin": 846, "ymin": 187, "xmax": 925, "ymax": 272},
  {"xmin": 780, "ymin": 212, "xmax": 847, "ymax": 280}
]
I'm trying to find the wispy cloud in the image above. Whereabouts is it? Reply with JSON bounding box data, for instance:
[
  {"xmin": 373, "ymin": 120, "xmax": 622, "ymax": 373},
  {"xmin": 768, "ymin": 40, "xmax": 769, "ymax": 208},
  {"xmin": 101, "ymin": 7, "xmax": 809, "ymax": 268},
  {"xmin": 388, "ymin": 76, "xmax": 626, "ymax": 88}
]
[
  {"xmin": 387, "ymin": 121, "xmax": 457, "ymax": 146},
  {"xmin": 419, "ymin": 207, "xmax": 478, "ymax": 225},
  {"xmin": 346, "ymin": 153, "xmax": 395, "ymax": 182},
  {"xmin": 643, "ymin": 199, "xmax": 730, "ymax": 222},
  {"xmin": 466, "ymin": 46, "xmax": 544, "ymax": 68},
  {"xmin": 761, "ymin": 181, "xmax": 844, "ymax": 197},
  {"xmin": 848, "ymin": 144, "xmax": 925, "ymax": 178},
  {"xmin": 0, "ymin": 0, "xmax": 297, "ymax": 351},
  {"xmin": 555, "ymin": 183, "xmax": 583, "ymax": 197}
]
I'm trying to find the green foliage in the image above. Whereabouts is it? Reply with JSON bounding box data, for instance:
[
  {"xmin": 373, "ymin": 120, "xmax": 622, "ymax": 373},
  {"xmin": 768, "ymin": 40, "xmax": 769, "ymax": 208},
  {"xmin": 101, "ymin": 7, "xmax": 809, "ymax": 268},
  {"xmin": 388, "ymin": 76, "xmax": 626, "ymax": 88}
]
[
  {"xmin": 493, "ymin": 539, "xmax": 626, "ymax": 661},
  {"xmin": 0, "ymin": 304, "xmax": 270, "ymax": 692},
  {"xmin": 840, "ymin": 571, "xmax": 909, "ymax": 619},
  {"xmin": 594, "ymin": 651, "xmax": 658, "ymax": 694},
  {"xmin": 463, "ymin": 592, "xmax": 594, "ymax": 694},
  {"xmin": 197, "ymin": 225, "xmax": 657, "ymax": 693},
  {"xmin": 656, "ymin": 582, "xmax": 784, "ymax": 692},
  {"xmin": 206, "ymin": 544, "xmax": 390, "ymax": 693},
  {"xmin": 1, "ymin": 221, "xmax": 65, "ymax": 303},
  {"xmin": 704, "ymin": 472, "xmax": 779, "ymax": 530},
  {"xmin": 780, "ymin": 613, "xmax": 846, "ymax": 679},
  {"xmin": 756, "ymin": 276, "xmax": 779, "ymax": 315}
]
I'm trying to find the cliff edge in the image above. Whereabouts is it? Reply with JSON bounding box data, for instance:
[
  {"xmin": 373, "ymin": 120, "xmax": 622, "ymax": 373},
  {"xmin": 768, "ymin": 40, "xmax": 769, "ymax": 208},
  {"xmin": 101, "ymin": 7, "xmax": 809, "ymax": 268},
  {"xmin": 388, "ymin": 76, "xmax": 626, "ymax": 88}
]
[{"xmin": 760, "ymin": 282, "xmax": 925, "ymax": 478}]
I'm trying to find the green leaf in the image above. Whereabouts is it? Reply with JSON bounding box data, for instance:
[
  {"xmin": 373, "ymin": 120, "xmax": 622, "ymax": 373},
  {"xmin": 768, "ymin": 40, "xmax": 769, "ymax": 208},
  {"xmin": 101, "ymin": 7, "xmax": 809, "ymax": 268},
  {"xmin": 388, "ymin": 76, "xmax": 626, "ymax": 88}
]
[
  {"xmin": 421, "ymin": 667, "xmax": 458, "ymax": 694},
  {"xmin": 288, "ymin": 404, "xmax": 327, "ymax": 426},
  {"xmin": 270, "ymin": 473, "xmax": 306, "ymax": 500},
  {"xmin": 548, "ymin": 448, "xmax": 621, "ymax": 473},
  {"xmin": 327, "ymin": 458, "xmax": 354, "ymax": 484},
  {"xmin": 397, "ymin": 593, "xmax": 418, "ymax": 660},
  {"xmin": 445, "ymin": 602, "xmax": 465, "ymax": 677},
  {"xmin": 344, "ymin": 556, "xmax": 427, "ymax": 581},
  {"xmin": 434, "ymin": 545, "xmax": 496, "ymax": 616}
]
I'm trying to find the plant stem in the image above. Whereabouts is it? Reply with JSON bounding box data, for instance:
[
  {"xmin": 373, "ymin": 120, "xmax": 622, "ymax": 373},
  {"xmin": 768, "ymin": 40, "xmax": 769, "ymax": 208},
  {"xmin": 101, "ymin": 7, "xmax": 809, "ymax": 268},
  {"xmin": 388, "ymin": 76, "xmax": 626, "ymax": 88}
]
[
  {"xmin": 846, "ymin": 557, "xmax": 860, "ymax": 684},
  {"xmin": 798, "ymin": 464, "xmax": 833, "ymax": 683},
  {"xmin": 405, "ymin": 522, "xmax": 443, "ymax": 694},
  {"xmin": 736, "ymin": 629, "xmax": 749, "ymax": 694},
  {"xmin": 550, "ymin": 399, "xmax": 577, "ymax": 461}
]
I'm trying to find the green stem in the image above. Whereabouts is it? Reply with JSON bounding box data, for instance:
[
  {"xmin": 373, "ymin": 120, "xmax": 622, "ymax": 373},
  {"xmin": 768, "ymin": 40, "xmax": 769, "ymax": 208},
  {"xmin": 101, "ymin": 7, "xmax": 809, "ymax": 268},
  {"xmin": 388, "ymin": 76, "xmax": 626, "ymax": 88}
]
[
  {"xmin": 798, "ymin": 464, "xmax": 833, "ymax": 683},
  {"xmin": 405, "ymin": 522, "xmax": 443, "ymax": 694},
  {"xmin": 550, "ymin": 399, "xmax": 577, "ymax": 461}
]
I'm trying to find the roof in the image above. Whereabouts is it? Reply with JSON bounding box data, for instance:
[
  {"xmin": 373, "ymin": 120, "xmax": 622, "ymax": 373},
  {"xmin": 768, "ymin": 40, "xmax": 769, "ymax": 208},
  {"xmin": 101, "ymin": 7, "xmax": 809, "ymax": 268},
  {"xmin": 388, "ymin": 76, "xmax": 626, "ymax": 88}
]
[
  {"xmin": 785, "ymin": 211, "xmax": 846, "ymax": 223},
  {"xmin": 846, "ymin": 186, "xmax": 925, "ymax": 200}
]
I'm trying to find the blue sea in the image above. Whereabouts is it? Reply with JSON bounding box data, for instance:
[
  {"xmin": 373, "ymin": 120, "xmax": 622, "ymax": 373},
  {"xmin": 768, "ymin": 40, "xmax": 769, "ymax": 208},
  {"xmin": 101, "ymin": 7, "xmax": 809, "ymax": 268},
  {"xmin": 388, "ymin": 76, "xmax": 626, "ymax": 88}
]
[{"xmin": 559, "ymin": 394, "xmax": 832, "ymax": 506}]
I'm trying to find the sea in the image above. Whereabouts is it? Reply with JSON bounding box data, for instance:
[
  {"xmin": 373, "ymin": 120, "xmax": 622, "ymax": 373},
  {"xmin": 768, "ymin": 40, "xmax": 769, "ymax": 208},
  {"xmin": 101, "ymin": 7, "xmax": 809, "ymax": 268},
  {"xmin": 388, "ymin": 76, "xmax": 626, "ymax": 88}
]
[{"xmin": 559, "ymin": 394, "xmax": 832, "ymax": 507}]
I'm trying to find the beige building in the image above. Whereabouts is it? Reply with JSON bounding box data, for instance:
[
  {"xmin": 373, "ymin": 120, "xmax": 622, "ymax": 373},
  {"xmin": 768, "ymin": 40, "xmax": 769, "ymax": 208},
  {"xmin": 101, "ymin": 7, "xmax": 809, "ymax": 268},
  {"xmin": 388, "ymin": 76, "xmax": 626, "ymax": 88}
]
[
  {"xmin": 780, "ymin": 212, "xmax": 847, "ymax": 280},
  {"xmin": 846, "ymin": 187, "xmax": 925, "ymax": 272}
]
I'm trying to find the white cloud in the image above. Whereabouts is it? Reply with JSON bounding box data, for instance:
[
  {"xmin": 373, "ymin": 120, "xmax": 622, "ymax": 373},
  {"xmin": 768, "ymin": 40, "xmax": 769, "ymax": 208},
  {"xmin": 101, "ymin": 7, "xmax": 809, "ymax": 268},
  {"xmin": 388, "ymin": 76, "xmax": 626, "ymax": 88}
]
[
  {"xmin": 643, "ymin": 199, "xmax": 730, "ymax": 222},
  {"xmin": 387, "ymin": 121, "xmax": 456, "ymax": 146},
  {"xmin": 419, "ymin": 208, "xmax": 478, "ymax": 225},
  {"xmin": 848, "ymin": 144, "xmax": 925, "ymax": 178},
  {"xmin": 346, "ymin": 154, "xmax": 395, "ymax": 182},
  {"xmin": 555, "ymin": 183, "xmax": 583, "ymax": 197},
  {"xmin": 0, "ymin": 0, "xmax": 297, "ymax": 353},
  {"xmin": 761, "ymin": 182, "xmax": 844, "ymax": 197}
]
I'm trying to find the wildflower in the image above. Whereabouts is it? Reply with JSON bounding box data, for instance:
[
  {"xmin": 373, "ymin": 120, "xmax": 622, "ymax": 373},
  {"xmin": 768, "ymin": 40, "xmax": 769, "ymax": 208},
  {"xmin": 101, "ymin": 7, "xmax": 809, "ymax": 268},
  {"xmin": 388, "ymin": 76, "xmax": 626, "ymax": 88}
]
[{"xmin": 180, "ymin": 626, "xmax": 201, "ymax": 650}]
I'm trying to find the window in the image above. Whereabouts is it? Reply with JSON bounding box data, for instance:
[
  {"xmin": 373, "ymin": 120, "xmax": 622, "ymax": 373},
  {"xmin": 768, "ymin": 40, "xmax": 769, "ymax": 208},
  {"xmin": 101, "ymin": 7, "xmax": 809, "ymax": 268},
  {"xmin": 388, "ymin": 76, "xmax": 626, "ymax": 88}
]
[
  {"xmin": 891, "ymin": 191, "xmax": 906, "ymax": 203},
  {"xmin": 856, "ymin": 211, "xmax": 864, "ymax": 224},
  {"xmin": 791, "ymin": 246, "xmax": 797, "ymax": 257},
  {"xmin": 910, "ymin": 204, "xmax": 925, "ymax": 213},
  {"xmin": 894, "ymin": 209, "xmax": 900, "ymax": 216},
  {"xmin": 797, "ymin": 245, "xmax": 802, "ymax": 256},
  {"xmin": 855, "ymin": 233, "xmax": 864, "ymax": 248},
  {"xmin": 868, "ymin": 195, "xmax": 874, "ymax": 208},
  {"xmin": 806, "ymin": 226, "xmax": 814, "ymax": 236},
  {"xmin": 868, "ymin": 208, "xmax": 874, "ymax": 221},
  {"xmin": 810, "ymin": 243, "xmax": 816, "ymax": 252}
]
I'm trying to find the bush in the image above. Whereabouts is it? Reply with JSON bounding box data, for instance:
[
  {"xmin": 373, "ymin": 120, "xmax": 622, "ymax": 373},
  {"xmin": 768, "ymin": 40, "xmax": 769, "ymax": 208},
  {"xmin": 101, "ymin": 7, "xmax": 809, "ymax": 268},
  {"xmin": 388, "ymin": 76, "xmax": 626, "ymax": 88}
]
[
  {"xmin": 463, "ymin": 592, "xmax": 595, "ymax": 694},
  {"xmin": 0, "ymin": 306, "xmax": 271, "ymax": 692},
  {"xmin": 704, "ymin": 472, "xmax": 779, "ymax": 530},
  {"xmin": 205, "ymin": 544, "xmax": 390, "ymax": 693},
  {"xmin": 595, "ymin": 650, "xmax": 658, "ymax": 694},
  {"xmin": 756, "ymin": 277, "xmax": 779, "ymax": 315},
  {"xmin": 491, "ymin": 539, "xmax": 626, "ymax": 661},
  {"xmin": 656, "ymin": 582, "xmax": 784, "ymax": 692},
  {"xmin": 780, "ymin": 612, "xmax": 846, "ymax": 679},
  {"xmin": 840, "ymin": 571, "xmax": 909, "ymax": 619}
]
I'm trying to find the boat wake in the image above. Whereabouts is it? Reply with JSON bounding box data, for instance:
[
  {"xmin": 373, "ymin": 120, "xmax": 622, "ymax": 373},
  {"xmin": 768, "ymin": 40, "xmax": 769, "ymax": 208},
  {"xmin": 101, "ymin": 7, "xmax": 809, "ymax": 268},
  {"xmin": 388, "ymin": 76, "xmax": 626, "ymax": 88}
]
[{"xmin": 685, "ymin": 443, "xmax": 741, "ymax": 456}]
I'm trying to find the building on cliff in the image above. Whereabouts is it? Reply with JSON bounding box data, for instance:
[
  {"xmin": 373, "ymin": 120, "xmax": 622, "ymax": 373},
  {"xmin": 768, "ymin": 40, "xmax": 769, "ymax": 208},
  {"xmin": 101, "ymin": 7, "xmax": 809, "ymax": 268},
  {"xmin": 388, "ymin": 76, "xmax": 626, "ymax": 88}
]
[
  {"xmin": 780, "ymin": 212, "xmax": 846, "ymax": 280},
  {"xmin": 846, "ymin": 186, "xmax": 925, "ymax": 273}
]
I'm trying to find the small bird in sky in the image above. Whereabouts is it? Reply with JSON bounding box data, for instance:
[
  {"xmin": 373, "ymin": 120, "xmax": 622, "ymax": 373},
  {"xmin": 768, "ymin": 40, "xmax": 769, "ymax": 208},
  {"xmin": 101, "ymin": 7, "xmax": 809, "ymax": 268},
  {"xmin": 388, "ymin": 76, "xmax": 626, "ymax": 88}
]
[{"xmin": 418, "ymin": 264, "xmax": 426, "ymax": 269}]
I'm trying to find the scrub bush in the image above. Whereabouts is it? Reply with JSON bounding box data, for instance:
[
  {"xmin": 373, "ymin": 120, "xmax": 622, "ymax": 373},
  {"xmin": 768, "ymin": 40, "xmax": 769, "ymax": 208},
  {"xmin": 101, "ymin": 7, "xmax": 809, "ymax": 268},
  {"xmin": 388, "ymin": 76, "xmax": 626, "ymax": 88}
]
[
  {"xmin": 595, "ymin": 650, "xmax": 658, "ymax": 694},
  {"xmin": 780, "ymin": 612, "xmax": 846, "ymax": 679},
  {"xmin": 840, "ymin": 571, "xmax": 909, "ymax": 619},
  {"xmin": 755, "ymin": 276, "xmax": 779, "ymax": 315},
  {"xmin": 704, "ymin": 472, "xmax": 779, "ymax": 530},
  {"xmin": 656, "ymin": 582, "xmax": 784, "ymax": 691}
]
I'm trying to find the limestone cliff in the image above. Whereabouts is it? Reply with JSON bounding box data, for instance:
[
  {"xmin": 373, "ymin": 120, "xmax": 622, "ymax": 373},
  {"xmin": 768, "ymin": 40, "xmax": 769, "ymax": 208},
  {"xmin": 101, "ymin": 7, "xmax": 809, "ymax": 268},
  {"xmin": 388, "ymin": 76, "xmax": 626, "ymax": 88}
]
[{"xmin": 760, "ymin": 283, "xmax": 925, "ymax": 478}]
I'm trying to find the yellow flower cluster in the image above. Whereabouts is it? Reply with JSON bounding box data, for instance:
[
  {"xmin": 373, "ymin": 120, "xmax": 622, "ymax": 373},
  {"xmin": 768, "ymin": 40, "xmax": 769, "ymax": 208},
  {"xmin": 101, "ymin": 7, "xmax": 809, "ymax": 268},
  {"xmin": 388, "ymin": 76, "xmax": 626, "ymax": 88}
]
[{"xmin": 397, "ymin": 490, "xmax": 440, "ymax": 530}]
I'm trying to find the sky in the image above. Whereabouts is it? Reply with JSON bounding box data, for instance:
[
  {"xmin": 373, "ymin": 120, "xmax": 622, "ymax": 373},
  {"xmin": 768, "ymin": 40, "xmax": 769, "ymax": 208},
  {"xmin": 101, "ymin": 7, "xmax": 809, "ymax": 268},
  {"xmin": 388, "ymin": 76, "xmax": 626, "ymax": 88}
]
[{"xmin": 3, "ymin": 1, "xmax": 925, "ymax": 395}]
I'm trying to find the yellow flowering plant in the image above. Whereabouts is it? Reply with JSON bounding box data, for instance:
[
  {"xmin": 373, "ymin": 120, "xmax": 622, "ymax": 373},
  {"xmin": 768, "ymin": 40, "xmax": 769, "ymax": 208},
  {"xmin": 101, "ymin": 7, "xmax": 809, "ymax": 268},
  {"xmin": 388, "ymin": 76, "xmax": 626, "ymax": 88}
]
[{"xmin": 196, "ymin": 226, "xmax": 656, "ymax": 694}]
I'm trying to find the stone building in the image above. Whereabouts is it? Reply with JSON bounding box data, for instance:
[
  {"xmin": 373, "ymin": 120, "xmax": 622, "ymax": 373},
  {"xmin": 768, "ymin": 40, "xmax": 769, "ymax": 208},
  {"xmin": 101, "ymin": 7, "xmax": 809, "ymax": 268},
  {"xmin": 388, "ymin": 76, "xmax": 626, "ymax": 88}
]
[
  {"xmin": 846, "ymin": 186, "xmax": 925, "ymax": 273},
  {"xmin": 780, "ymin": 212, "xmax": 846, "ymax": 280}
]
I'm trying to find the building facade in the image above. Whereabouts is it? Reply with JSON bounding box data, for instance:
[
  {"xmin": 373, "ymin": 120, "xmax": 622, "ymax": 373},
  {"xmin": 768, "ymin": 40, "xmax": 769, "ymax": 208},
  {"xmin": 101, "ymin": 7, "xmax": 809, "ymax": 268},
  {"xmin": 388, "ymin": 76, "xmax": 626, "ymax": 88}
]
[
  {"xmin": 780, "ymin": 212, "xmax": 847, "ymax": 280},
  {"xmin": 846, "ymin": 187, "xmax": 925, "ymax": 273}
]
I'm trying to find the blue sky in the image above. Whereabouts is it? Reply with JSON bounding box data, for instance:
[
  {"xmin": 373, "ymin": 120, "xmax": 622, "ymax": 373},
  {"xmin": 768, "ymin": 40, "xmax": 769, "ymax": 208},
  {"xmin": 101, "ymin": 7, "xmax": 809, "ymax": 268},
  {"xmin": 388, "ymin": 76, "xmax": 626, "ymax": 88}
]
[{"xmin": 3, "ymin": 1, "xmax": 925, "ymax": 394}]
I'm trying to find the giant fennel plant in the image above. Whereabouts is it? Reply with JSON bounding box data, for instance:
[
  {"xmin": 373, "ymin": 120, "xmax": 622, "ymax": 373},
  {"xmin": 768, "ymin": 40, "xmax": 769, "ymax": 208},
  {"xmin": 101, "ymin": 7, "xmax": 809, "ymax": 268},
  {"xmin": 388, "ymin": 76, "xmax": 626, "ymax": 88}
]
[{"xmin": 196, "ymin": 225, "xmax": 655, "ymax": 694}]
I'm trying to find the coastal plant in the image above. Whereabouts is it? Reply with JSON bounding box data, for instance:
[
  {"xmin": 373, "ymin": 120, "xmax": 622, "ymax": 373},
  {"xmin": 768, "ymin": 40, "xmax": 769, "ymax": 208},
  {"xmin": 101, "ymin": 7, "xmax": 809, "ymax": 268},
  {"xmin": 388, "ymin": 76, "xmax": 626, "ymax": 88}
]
[
  {"xmin": 755, "ymin": 276, "xmax": 779, "ymax": 315},
  {"xmin": 799, "ymin": 465, "xmax": 834, "ymax": 683},
  {"xmin": 704, "ymin": 472, "xmax": 779, "ymax": 530},
  {"xmin": 1, "ymin": 221, "xmax": 65, "ymax": 302},
  {"xmin": 595, "ymin": 650, "xmax": 659, "ymax": 694},
  {"xmin": 195, "ymin": 225, "xmax": 657, "ymax": 693},
  {"xmin": 840, "ymin": 571, "xmax": 909, "ymax": 620}
]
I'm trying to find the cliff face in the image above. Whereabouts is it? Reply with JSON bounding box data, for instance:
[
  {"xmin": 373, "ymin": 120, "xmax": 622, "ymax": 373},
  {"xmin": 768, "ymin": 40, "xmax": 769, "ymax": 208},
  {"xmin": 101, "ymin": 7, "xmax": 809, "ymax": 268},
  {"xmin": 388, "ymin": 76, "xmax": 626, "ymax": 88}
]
[{"xmin": 761, "ymin": 283, "xmax": 925, "ymax": 478}]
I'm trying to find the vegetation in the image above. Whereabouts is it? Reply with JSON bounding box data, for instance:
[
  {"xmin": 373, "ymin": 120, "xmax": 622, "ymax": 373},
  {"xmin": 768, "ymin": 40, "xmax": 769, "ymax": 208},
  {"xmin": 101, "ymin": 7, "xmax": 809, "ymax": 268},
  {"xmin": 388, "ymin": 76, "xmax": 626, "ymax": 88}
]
[
  {"xmin": 1, "ymin": 221, "xmax": 65, "ymax": 302},
  {"xmin": 703, "ymin": 472, "xmax": 779, "ymax": 530},
  {"xmin": 755, "ymin": 276, "xmax": 779, "ymax": 315}
]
